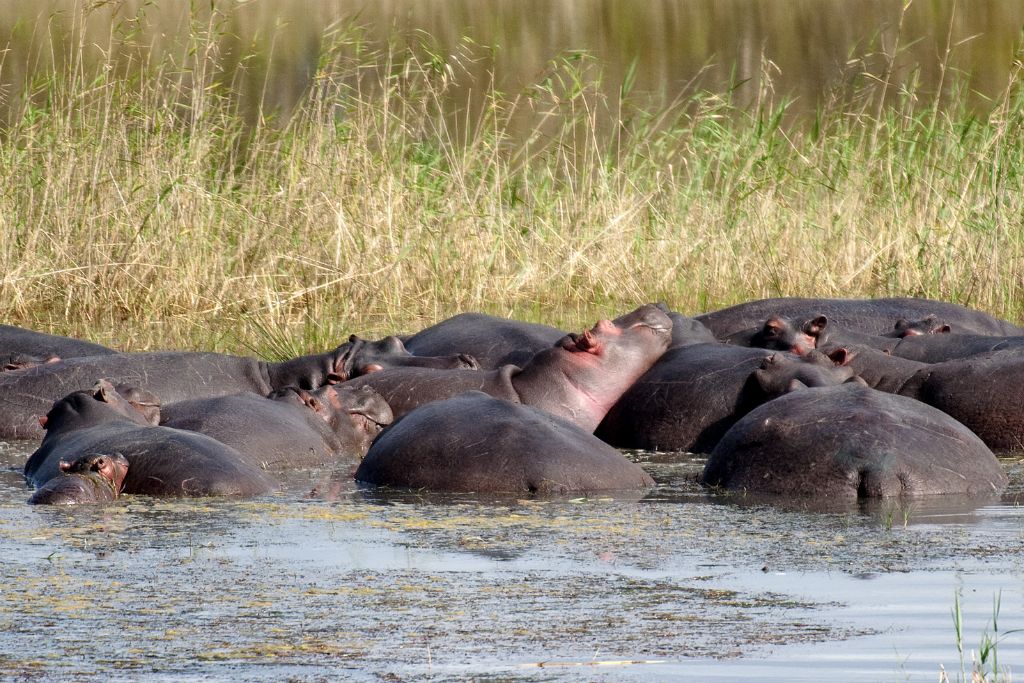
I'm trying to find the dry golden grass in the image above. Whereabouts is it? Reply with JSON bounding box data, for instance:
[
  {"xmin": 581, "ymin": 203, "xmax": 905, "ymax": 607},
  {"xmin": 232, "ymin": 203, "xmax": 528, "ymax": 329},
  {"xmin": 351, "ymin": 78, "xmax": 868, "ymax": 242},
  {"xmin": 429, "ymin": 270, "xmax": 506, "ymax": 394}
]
[{"xmin": 1, "ymin": 13, "xmax": 1022, "ymax": 357}]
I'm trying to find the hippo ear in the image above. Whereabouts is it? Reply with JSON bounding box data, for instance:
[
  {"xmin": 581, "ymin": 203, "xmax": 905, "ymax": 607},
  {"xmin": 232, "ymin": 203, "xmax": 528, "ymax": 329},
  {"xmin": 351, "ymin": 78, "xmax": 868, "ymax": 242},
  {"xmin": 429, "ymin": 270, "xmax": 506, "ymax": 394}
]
[
  {"xmin": 92, "ymin": 379, "xmax": 117, "ymax": 403},
  {"xmin": 90, "ymin": 457, "xmax": 107, "ymax": 472},
  {"xmin": 576, "ymin": 329, "xmax": 602, "ymax": 354},
  {"xmin": 826, "ymin": 347, "xmax": 851, "ymax": 366},
  {"xmin": 893, "ymin": 317, "xmax": 910, "ymax": 332},
  {"xmin": 38, "ymin": 415, "xmax": 48, "ymax": 428},
  {"xmin": 937, "ymin": 324, "xmax": 951, "ymax": 334},
  {"xmin": 380, "ymin": 336, "xmax": 406, "ymax": 354},
  {"xmin": 786, "ymin": 378, "xmax": 808, "ymax": 393},
  {"xmin": 762, "ymin": 317, "xmax": 784, "ymax": 337},
  {"xmin": 758, "ymin": 354, "xmax": 780, "ymax": 370},
  {"xmin": 59, "ymin": 460, "xmax": 72, "ymax": 472},
  {"xmin": 803, "ymin": 315, "xmax": 828, "ymax": 337}
]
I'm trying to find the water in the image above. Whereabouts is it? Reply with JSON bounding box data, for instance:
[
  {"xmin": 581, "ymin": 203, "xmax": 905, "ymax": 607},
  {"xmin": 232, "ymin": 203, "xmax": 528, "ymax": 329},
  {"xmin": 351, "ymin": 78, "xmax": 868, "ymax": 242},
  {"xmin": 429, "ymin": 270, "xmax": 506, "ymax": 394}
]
[
  {"xmin": 1, "ymin": 1, "xmax": 1022, "ymax": 127},
  {"xmin": 2, "ymin": 441, "xmax": 1023, "ymax": 681}
]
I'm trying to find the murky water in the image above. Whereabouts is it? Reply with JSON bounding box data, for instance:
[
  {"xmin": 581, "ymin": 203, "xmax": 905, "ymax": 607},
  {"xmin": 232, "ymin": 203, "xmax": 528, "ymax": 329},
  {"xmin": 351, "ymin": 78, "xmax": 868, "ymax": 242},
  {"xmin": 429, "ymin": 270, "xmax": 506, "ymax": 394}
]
[{"xmin": 2, "ymin": 440, "xmax": 1023, "ymax": 681}]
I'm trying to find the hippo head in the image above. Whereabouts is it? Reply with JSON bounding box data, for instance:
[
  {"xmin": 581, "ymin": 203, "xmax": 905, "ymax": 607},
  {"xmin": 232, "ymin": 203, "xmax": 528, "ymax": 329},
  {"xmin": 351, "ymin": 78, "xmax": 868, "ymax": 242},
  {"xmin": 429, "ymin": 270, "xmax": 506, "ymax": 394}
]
[
  {"xmin": 39, "ymin": 380, "xmax": 157, "ymax": 434},
  {"xmin": 270, "ymin": 384, "xmax": 394, "ymax": 454},
  {"xmin": 112, "ymin": 384, "xmax": 161, "ymax": 425},
  {"xmin": 317, "ymin": 384, "xmax": 395, "ymax": 451},
  {"xmin": 750, "ymin": 315, "xmax": 828, "ymax": 355},
  {"xmin": 338, "ymin": 335, "xmax": 480, "ymax": 377},
  {"xmin": 754, "ymin": 348, "xmax": 867, "ymax": 398},
  {"xmin": 891, "ymin": 314, "xmax": 952, "ymax": 338},
  {"xmin": 269, "ymin": 337, "xmax": 479, "ymax": 391},
  {"xmin": 516, "ymin": 304, "xmax": 672, "ymax": 432},
  {"xmin": 59, "ymin": 453, "xmax": 130, "ymax": 495}
]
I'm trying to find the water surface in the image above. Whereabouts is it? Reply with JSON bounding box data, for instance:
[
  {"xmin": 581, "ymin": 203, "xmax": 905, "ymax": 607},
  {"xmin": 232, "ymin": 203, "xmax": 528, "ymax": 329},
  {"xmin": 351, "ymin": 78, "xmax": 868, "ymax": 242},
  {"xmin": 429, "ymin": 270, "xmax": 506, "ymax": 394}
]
[{"xmin": 2, "ymin": 441, "xmax": 1022, "ymax": 680}]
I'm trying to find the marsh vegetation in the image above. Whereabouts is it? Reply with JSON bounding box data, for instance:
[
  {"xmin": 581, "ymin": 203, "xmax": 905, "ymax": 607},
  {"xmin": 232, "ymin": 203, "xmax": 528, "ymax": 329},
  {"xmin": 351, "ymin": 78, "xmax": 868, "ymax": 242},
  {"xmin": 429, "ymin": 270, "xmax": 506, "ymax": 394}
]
[{"xmin": 0, "ymin": 1, "xmax": 1022, "ymax": 354}]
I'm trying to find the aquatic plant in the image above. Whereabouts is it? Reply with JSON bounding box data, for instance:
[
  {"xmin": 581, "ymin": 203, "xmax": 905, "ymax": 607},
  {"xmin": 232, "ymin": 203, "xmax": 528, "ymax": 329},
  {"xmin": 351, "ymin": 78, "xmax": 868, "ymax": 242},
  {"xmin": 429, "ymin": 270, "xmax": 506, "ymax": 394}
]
[{"xmin": 945, "ymin": 589, "xmax": 1020, "ymax": 682}]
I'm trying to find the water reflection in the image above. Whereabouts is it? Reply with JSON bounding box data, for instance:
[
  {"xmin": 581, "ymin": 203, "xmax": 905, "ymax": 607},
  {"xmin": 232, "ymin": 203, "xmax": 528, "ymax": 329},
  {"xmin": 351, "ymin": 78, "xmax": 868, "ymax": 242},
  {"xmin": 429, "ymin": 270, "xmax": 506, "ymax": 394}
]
[{"xmin": 0, "ymin": 0, "xmax": 1021, "ymax": 129}]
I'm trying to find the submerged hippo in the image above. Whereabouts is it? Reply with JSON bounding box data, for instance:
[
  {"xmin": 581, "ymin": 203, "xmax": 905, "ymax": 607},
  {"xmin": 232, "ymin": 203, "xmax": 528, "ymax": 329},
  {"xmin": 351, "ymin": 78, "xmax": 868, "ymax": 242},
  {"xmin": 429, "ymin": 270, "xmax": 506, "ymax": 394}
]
[
  {"xmin": 701, "ymin": 383, "xmax": 1007, "ymax": 498},
  {"xmin": 696, "ymin": 297, "xmax": 1022, "ymax": 338},
  {"xmin": 356, "ymin": 392, "xmax": 654, "ymax": 494},
  {"xmin": 343, "ymin": 304, "xmax": 672, "ymax": 432},
  {"xmin": 160, "ymin": 384, "xmax": 393, "ymax": 468},
  {"xmin": 25, "ymin": 381, "xmax": 275, "ymax": 497},
  {"xmin": 29, "ymin": 453, "xmax": 130, "ymax": 505}
]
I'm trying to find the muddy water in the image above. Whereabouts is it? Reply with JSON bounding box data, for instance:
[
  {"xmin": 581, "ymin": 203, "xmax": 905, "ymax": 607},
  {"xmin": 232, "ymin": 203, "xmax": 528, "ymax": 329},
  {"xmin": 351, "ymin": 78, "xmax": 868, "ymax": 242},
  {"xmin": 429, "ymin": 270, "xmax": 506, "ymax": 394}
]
[{"xmin": 1, "ymin": 440, "xmax": 1023, "ymax": 681}]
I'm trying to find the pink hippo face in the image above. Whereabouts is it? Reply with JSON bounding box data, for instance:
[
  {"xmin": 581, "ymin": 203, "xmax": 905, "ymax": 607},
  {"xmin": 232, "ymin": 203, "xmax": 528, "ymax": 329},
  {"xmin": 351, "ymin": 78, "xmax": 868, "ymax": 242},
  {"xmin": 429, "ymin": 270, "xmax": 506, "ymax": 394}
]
[{"xmin": 516, "ymin": 304, "xmax": 673, "ymax": 432}]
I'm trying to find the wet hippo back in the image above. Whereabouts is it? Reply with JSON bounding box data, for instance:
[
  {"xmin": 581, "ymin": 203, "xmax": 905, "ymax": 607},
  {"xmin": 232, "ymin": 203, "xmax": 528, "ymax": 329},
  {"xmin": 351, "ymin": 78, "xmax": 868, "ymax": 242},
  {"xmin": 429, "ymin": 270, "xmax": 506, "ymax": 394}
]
[
  {"xmin": 356, "ymin": 392, "xmax": 654, "ymax": 494},
  {"xmin": 702, "ymin": 383, "xmax": 1007, "ymax": 498}
]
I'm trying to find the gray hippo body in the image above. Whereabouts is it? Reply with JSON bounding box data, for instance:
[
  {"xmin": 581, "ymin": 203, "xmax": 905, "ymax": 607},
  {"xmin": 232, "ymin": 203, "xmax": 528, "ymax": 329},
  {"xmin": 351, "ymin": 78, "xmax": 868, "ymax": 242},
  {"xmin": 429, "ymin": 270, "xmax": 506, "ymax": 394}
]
[
  {"xmin": 28, "ymin": 453, "xmax": 130, "ymax": 505},
  {"xmin": 596, "ymin": 344, "xmax": 774, "ymax": 453},
  {"xmin": 701, "ymin": 383, "xmax": 1007, "ymax": 498},
  {"xmin": 889, "ymin": 333, "xmax": 1024, "ymax": 364},
  {"xmin": 160, "ymin": 385, "xmax": 392, "ymax": 469},
  {"xmin": 25, "ymin": 384, "xmax": 275, "ymax": 497},
  {"xmin": 1, "ymin": 324, "xmax": 116, "ymax": 367},
  {"xmin": 897, "ymin": 348, "xmax": 1024, "ymax": 453},
  {"xmin": 697, "ymin": 297, "xmax": 1022, "ymax": 338},
  {"xmin": 355, "ymin": 392, "xmax": 654, "ymax": 494},
  {"xmin": 825, "ymin": 343, "xmax": 1024, "ymax": 453},
  {"xmin": 401, "ymin": 313, "xmax": 567, "ymax": 369},
  {"xmin": 0, "ymin": 348, "xmax": 351, "ymax": 441}
]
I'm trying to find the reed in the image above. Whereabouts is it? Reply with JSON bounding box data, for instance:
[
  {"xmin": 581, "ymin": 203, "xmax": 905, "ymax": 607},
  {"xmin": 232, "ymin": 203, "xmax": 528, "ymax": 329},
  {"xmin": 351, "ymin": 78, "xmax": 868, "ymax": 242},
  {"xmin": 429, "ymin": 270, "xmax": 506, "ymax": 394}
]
[{"xmin": 1, "ymin": 8, "xmax": 1022, "ymax": 356}]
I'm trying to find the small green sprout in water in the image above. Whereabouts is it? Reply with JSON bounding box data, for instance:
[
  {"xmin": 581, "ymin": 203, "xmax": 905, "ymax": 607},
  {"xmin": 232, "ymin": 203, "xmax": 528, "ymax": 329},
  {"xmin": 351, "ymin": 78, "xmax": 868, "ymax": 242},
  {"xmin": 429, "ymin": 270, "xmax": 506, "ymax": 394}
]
[{"xmin": 946, "ymin": 589, "xmax": 1022, "ymax": 682}]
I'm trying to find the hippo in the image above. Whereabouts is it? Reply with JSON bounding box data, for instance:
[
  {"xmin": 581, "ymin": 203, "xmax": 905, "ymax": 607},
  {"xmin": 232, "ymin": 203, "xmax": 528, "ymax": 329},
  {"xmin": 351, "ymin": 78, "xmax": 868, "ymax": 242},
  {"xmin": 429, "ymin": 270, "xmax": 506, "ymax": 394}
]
[
  {"xmin": 1, "ymin": 324, "xmax": 116, "ymax": 362},
  {"xmin": 725, "ymin": 314, "xmax": 902, "ymax": 355},
  {"xmin": 339, "ymin": 334, "xmax": 479, "ymax": 374},
  {"xmin": 596, "ymin": 344, "xmax": 773, "ymax": 453},
  {"xmin": 0, "ymin": 333, "xmax": 461, "ymax": 441},
  {"xmin": 701, "ymin": 383, "xmax": 1007, "ymax": 498},
  {"xmin": 887, "ymin": 315, "xmax": 951, "ymax": 337},
  {"xmin": 342, "ymin": 304, "xmax": 672, "ymax": 432},
  {"xmin": 888, "ymin": 333, "xmax": 1024, "ymax": 363},
  {"xmin": 28, "ymin": 453, "xmax": 130, "ymax": 505},
  {"xmin": 596, "ymin": 343, "xmax": 865, "ymax": 453},
  {"xmin": 159, "ymin": 384, "xmax": 393, "ymax": 469},
  {"xmin": 25, "ymin": 381, "xmax": 275, "ymax": 497},
  {"xmin": 401, "ymin": 313, "xmax": 567, "ymax": 369},
  {"xmin": 696, "ymin": 297, "xmax": 1022, "ymax": 338},
  {"xmin": 726, "ymin": 314, "xmax": 1015, "ymax": 366},
  {"xmin": 355, "ymin": 392, "xmax": 655, "ymax": 493},
  {"xmin": 896, "ymin": 348, "xmax": 1024, "ymax": 453},
  {"xmin": 752, "ymin": 349, "xmax": 866, "ymax": 397}
]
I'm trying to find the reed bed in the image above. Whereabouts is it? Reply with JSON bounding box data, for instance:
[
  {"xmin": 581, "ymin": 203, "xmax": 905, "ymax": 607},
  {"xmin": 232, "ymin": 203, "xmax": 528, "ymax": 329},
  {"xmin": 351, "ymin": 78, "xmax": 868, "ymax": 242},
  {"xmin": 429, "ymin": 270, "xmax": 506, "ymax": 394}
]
[{"xmin": 1, "ymin": 10, "xmax": 1022, "ymax": 357}]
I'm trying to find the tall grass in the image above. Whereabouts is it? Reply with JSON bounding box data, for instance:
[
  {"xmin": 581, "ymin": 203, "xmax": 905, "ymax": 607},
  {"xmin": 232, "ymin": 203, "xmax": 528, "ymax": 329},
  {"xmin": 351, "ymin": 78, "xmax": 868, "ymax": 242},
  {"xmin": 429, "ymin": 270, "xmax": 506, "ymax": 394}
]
[{"xmin": 1, "ymin": 6, "xmax": 1022, "ymax": 355}]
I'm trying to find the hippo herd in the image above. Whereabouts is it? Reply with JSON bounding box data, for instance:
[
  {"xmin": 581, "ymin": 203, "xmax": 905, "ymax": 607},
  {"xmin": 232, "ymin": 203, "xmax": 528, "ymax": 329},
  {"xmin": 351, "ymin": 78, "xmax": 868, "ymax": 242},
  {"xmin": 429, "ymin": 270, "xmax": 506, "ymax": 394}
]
[{"xmin": 4, "ymin": 296, "xmax": 1023, "ymax": 506}]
